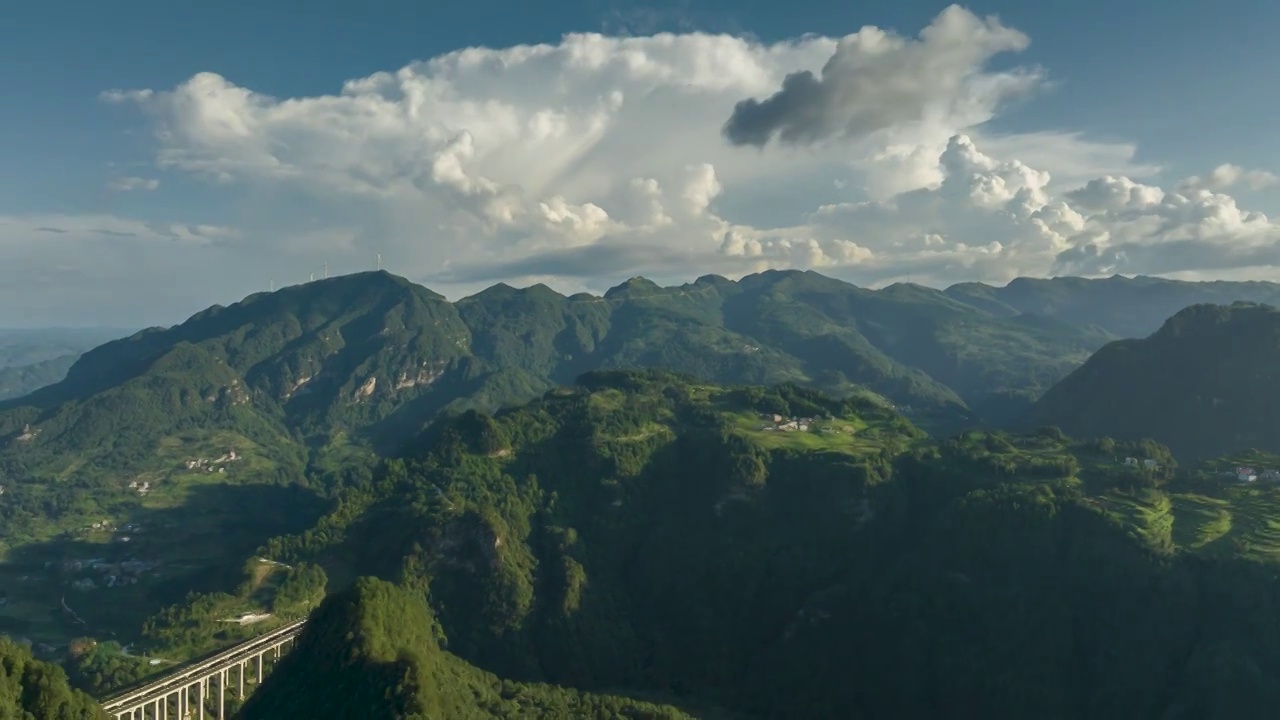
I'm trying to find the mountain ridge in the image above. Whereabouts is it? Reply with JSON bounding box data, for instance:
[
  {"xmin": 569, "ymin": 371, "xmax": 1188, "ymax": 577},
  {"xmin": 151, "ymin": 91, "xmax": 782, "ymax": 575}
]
[
  {"xmin": 6, "ymin": 270, "xmax": 1280, "ymax": 486},
  {"xmin": 1027, "ymin": 301, "xmax": 1280, "ymax": 460}
]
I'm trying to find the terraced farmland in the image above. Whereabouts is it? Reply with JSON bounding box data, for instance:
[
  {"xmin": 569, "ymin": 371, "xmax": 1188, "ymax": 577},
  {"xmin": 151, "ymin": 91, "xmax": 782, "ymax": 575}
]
[{"xmin": 1094, "ymin": 482, "xmax": 1280, "ymax": 561}]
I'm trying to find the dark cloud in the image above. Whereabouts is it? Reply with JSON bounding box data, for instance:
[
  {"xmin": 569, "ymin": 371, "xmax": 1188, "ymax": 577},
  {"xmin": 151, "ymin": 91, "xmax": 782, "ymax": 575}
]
[
  {"xmin": 91, "ymin": 229, "xmax": 140, "ymax": 238},
  {"xmin": 723, "ymin": 71, "xmax": 829, "ymax": 147},
  {"xmin": 34, "ymin": 227, "xmax": 68, "ymax": 234},
  {"xmin": 722, "ymin": 5, "xmax": 1033, "ymax": 148}
]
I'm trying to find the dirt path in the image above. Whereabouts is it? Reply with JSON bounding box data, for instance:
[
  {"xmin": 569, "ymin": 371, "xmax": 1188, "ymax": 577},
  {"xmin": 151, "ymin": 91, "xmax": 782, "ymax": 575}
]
[{"xmin": 60, "ymin": 594, "xmax": 87, "ymax": 627}]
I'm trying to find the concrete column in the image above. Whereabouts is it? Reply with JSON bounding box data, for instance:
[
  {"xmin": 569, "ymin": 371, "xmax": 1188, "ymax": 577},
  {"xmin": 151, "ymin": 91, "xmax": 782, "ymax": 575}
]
[
  {"xmin": 238, "ymin": 661, "xmax": 245, "ymax": 698},
  {"xmin": 154, "ymin": 697, "xmax": 161, "ymax": 719},
  {"xmin": 217, "ymin": 669, "xmax": 226, "ymax": 720},
  {"xmin": 195, "ymin": 679, "xmax": 204, "ymax": 720},
  {"xmin": 255, "ymin": 651, "xmax": 263, "ymax": 685}
]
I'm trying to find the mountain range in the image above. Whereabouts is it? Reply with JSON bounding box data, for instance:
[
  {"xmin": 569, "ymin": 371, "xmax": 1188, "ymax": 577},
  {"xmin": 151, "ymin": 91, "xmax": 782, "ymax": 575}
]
[
  {"xmin": 8, "ymin": 269, "xmax": 1280, "ymax": 490},
  {"xmin": 7, "ymin": 272, "xmax": 1280, "ymax": 717}
]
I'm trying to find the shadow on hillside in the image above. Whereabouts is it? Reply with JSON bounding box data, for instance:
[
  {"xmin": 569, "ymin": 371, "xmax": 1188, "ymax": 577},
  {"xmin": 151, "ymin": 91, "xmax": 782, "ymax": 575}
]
[{"xmin": 2, "ymin": 482, "xmax": 329, "ymax": 646}]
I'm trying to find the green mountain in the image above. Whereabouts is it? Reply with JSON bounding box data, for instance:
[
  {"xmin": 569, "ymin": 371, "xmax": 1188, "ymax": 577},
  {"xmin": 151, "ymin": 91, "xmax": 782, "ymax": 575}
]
[
  {"xmin": 227, "ymin": 371, "xmax": 1280, "ymax": 718},
  {"xmin": 0, "ymin": 637, "xmax": 103, "ymax": 719},
  {"xmin": 455, "ymin": 270, "xmax": 1118, "ymax": 416},
  {"xmin": 240, "ymin": 577, "xmax": 705, "ymax": 720},
  {"xmin": 946, "ymin": 274, "xmax": 1280, "ymax": 338},
  {"xmin": 0, "ymin": 268, "xmax": 1114, "ymax": 490},
  {"xmin": 1027, "ymin": 302, "xmax": 1280, "ymax": 461},
  {"xmin": 0, "ymin": 272, "xmax": 474, "ymax": 485}
]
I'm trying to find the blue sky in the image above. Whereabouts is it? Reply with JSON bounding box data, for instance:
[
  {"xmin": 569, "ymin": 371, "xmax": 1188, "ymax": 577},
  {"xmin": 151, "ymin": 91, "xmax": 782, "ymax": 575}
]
[{"xmin": 4, "ymin": 0, "xmax": 1280, "ymax": 326}]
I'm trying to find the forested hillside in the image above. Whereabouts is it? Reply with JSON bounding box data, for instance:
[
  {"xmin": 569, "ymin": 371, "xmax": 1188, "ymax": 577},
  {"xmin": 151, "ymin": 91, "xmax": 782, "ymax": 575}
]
[
  {"xmin": 1028, "ymin": 302, "xmax": 1280, "ymax": 460},
  {"xmin": 225, "ymin": 371, "xmax": 1280, "ymax": 718},
  {"xmin": 7, "ymin": 271, "xmax": 1280, "ymax": 491},
  {"xmin": 240, "ymin": 578, "xmax": 708, "ymax": 719},
  {"xmin": 0, "ymin": 268, "xmax": 1113, "ymax": 486},
  {"xmin": 0, "ymin": 638, "xmax": 103, "ymax": 719}
]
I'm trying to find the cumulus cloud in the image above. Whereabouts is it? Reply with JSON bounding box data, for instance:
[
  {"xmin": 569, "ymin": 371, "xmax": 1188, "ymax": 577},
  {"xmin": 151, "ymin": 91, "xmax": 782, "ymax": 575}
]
[
  {"xmin": 1178, "ymin": 164, "xmax": 1279, "ymax": 193},
  {"xmin": 49, "ymin": 4, "xmax": 1279, "ymax": 325}
]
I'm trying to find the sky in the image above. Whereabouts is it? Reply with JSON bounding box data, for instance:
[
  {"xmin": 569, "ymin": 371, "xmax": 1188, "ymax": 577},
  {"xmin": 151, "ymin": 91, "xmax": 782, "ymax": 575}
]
[{"xmin": 5, "ymin": 0, "xmax": 1280, "ymax": 327}]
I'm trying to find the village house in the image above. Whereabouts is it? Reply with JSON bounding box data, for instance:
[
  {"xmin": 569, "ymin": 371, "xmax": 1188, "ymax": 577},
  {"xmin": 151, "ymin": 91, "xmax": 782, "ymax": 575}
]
[
  {"xmin": 756, "ymin": 413, "xmax": 832, "ymax": 434},
  {"xmin": 1236, "ymin": 466, "xmax": 1258, "ymax": 482},
  {"xmin": 1263, "ymin": 469, "xmax": 1280, "ymax": 482},
  {"xmin": 1123, "ymin": 457, "xmax": 1139, "ymax": 467}
]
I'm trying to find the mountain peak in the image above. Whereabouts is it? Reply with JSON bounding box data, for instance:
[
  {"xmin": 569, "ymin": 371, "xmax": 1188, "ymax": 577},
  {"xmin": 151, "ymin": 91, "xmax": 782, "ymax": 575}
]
[
  {"xmin": 604, "ymin": 276, "xmax": 662, "ymax": 299},
  {"xmin": 693, "ymin": 274, "xmax": 733, "ymax": 287}
]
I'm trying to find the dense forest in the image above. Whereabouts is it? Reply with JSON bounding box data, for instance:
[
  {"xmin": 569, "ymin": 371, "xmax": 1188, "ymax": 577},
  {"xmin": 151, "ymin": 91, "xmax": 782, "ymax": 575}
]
[
  {"xmin": 0, "ymin": 638, "xmax": 103, "ymax": 719},
  {"xmin": 240, "ymin": 578, "xmax": 708, "ymax": 719},
  {"xmin": 230, "ymin": 370, "xmax": 1280, "ymax": 718}
]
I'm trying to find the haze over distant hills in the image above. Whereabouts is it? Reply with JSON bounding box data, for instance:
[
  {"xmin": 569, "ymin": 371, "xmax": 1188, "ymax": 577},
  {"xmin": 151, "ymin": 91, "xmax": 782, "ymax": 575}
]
[{"xmin": 0, "ymin": 328, "xmax": 133, "ymax": 401}]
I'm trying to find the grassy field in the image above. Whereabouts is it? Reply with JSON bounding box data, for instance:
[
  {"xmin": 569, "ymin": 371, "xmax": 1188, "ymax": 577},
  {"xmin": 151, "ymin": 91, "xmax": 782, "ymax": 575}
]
[{"xmin": 726, "ymin": 411, "xmax": 896, "ymax": 456}]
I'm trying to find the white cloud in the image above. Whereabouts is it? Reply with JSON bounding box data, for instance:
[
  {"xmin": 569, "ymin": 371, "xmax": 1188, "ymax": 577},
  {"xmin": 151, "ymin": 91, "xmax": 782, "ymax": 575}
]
[
  {"xmin": 67, "ymin": 4, "xmax": 1280, "ymax": 318},
  {"xmin": 1178, "ymin": 163, "xmax": 1279, "ymax": 193},
  {"xmin": 106, "ymin": 176, "xmax": 160, "ymax": 192}
]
